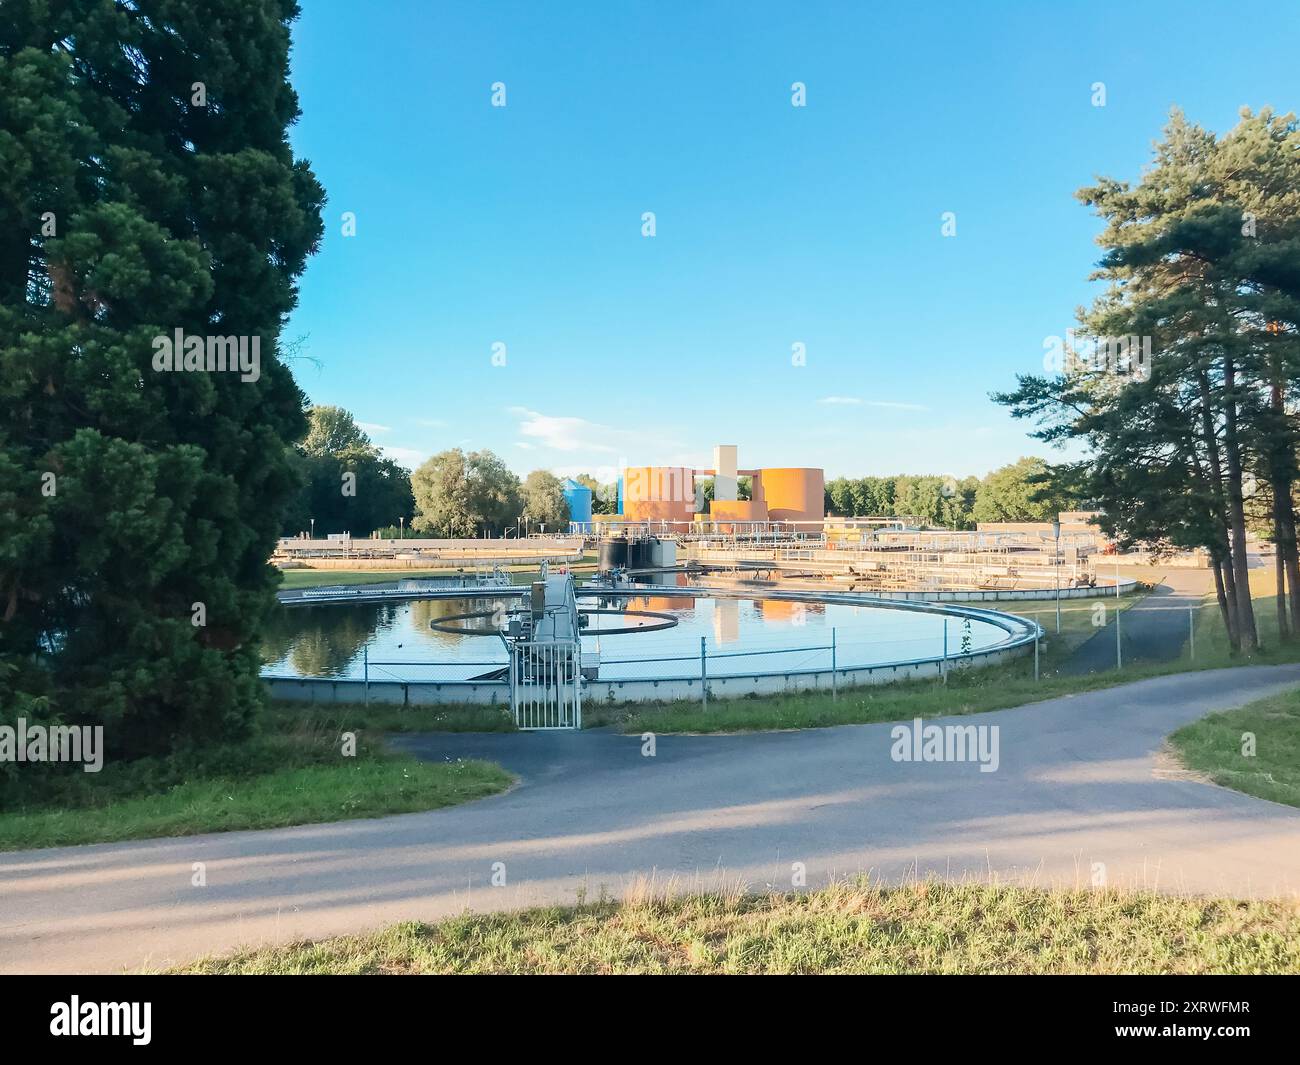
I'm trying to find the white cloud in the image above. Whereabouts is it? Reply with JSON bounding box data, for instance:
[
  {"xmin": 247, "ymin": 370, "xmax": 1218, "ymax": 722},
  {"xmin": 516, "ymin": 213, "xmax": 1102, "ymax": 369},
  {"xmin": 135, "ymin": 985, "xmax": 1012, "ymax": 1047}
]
[
  {"xmin": 381, "ymin": 445, "xmax": 425, "ymax": 467},
  {"xmin": 357, "ymin": 421, "xmax": 392, "ymax": 434},
  {"xmin": 554, "ymin": 463, "xmax": 622, "ymax": 484},
  {"xmin": 864, "ymin": 400, "xmax": 929, "ymax": 412},
  {"xmin": 818, "ymin": 396, "xmax": 929, "ymax": 412},
  {"xmin": 509, "ymin": 407, "xmax": 618, "ymax": 454}
]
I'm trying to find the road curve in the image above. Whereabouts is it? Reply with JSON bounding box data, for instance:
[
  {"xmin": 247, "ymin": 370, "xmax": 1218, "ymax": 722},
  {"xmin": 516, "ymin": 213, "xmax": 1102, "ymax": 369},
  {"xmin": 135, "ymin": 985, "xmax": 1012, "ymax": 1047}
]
[
  {"xmin": 1062, "ymin": 569, "xmax": 1212, "ymax": 675},
  {"xmin": 3, "ymin": 665, "xmax": 1300, "ymax": 974}
]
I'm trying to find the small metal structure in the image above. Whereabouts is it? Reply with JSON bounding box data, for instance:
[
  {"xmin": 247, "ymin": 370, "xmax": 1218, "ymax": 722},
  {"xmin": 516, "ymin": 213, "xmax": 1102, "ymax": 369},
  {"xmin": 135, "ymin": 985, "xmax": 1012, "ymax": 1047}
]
[
  {"xmin": 508, "ymin": 638, "xmax": 582, "ymax": 729},
  {"xmin": 504, "ymin": 567, "xmax": 584, "ymax": 729}
]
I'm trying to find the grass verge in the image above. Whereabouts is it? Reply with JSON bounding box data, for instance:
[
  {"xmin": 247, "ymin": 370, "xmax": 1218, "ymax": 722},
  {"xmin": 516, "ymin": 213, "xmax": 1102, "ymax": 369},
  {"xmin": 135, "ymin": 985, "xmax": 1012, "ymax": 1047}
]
[
  {"xmin": 264, "ymin": 700, "xmax": 516, "ymax": 733},
  {"xmin": 0, "ymin": 711, "xmax": 513, "ymax": 852},
  {"xmin": 276, "ymin": 556, "xmax": 600, "ymax": 591},
  {"xmin": 174, "ymin": 879, "xmax": 1300, "ymax": 974},
  {"xmin": 1169, "ymin": 686, "xmax": 1300, "ymax": 808}
]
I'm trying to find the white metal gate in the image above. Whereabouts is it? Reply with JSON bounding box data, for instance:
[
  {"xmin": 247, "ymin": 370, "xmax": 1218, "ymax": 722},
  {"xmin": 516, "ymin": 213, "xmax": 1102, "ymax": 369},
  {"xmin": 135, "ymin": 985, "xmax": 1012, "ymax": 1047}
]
[{"xmin": 509, "ymin": 639, "xmax": 582, "ymax": 730}]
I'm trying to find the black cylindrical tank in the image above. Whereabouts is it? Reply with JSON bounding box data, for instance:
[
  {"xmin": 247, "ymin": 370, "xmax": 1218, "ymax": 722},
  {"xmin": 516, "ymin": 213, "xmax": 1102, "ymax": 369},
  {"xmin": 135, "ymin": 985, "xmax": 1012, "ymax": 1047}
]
[{"xmin": 598, "ymin": 539, "xmax": 628, "ymax": 570}]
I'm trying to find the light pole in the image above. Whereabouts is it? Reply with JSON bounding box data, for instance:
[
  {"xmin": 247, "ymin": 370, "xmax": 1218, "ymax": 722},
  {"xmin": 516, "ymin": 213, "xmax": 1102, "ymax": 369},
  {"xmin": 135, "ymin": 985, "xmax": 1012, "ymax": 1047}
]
[
  {"xmin": 398, "ymin": 516, "xmax": 404, "ymax": 540},
  {"xmin": 310, "ymin": 517, "xmax": 315, "ymax": 540},
  {"xmin": 1052, "ymin": 519, "xmax": 1061, "ymax": 634}
]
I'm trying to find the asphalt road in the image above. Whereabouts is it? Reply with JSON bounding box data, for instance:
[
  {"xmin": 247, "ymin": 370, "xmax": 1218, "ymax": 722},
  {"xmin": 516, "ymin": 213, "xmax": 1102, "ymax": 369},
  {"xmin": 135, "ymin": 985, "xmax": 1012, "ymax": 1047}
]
[
  {"xmin": 1061, "ymin": 569, "xmax": 1213, "ymax": 675},
  {"xmin": 3, "ymin": 665, "xmax": 1300, "ymax": 973}
]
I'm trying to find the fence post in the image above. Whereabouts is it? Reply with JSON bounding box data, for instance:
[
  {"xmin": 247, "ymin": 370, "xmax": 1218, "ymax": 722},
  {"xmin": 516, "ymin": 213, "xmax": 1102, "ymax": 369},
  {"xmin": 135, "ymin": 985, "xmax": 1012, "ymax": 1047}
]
[
  {"xmin": 1115, "ymin": 561, "xmax": 1122, "ymax": 670},
  {"xmin": 1034, "ymin": 630, "xmax": 1040, "ymax": 682},
  {"xmin": 1116, "ymin": 601, "xmax": 1122, "ymax": 671},
  {"xmin": 508, "ymin": 647, "xmax": 516, "ymax": 724},
  {"xmin": 363, "ymin": 644, "xmax": 369, "ymax": 706},
  {"xmin": 942, "ymin": 618, "xmax": 948, "ymax": 683},
  {"xmin": 700, "ymin": 636, "xmax": 708, "ymax": 710},
  {"xmin": 1189, "ymin": 607, "xmax": 1195, "ymax": 660},
  {"xmin": 831, "ymin": 627, "xmax": 838, "ymax": 701}
]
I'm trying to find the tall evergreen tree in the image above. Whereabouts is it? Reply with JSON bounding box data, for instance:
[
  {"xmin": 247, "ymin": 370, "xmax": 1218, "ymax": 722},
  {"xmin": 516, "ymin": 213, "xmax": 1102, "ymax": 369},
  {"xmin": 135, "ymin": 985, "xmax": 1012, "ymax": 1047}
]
[
  {"xmin": 997, "ymin": 108, "xmax": 1300, "ymax": 652},
  {"xmin": 0, "ymin": 2, "xmax": 324, "ymax": 760}
]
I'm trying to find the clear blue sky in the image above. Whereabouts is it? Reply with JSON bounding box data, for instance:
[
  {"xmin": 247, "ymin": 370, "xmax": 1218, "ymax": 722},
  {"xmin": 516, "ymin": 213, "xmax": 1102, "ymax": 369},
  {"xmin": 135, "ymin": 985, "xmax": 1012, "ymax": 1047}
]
[{"xmin": 284, "ymin": 0, "xmax": 1298, "ymax": 482}]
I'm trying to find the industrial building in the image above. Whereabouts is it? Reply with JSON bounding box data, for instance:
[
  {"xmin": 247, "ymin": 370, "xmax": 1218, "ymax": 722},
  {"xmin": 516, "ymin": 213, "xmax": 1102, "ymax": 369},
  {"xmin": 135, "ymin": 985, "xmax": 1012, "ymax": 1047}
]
[{"xmin": 593, "ymin": 445, "xmax": 825, "ymax": 531}]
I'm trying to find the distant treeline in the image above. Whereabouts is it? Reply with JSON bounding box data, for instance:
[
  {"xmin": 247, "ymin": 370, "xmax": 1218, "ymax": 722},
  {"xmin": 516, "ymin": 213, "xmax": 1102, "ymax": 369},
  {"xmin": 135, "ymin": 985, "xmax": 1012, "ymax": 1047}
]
[
  {"xmin": 284, "ymin": 411, "xmax": 1077, "ymax": 536},
  {"xmin": 825, "ymin": 457, "xmax": 1078, "ymax": 529}
]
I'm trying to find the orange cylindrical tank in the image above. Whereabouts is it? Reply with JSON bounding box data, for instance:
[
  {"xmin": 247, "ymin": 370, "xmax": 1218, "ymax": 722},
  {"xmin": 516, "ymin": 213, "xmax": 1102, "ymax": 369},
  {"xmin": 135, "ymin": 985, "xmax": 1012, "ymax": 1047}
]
[
  {"xmin": 753, "ymin": 468, "xmax": 825, "ymax": 523},
  {"xmin": 621, "ymin": 466, "xmax": 697, "ymax": 523},
  {"xmin": 707, "ymin": 499, "xmax": 769, "ymax": 532}
]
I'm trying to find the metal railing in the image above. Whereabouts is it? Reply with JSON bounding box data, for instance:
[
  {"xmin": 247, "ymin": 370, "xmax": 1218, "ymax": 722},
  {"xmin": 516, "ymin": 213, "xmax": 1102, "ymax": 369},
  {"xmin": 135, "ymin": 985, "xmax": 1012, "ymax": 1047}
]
[{"xmin": 509, "ymin": 639, "xmax": 582, "ymax": 729}]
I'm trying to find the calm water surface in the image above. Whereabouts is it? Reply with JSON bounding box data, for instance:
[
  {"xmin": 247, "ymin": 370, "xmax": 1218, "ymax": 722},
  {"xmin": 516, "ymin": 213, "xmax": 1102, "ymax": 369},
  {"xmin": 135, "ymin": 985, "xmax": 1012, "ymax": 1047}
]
[{"xmin": 262, "ymin": 590, "xmax": 1014, "ymax": 682}]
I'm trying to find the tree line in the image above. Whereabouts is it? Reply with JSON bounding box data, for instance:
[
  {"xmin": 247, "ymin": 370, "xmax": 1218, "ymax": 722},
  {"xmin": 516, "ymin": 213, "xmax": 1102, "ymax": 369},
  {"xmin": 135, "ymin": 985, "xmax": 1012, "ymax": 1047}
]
[
  {"xmin": 287, "ymin": 412, "xmax": 1075, "ymax": 538},
  {"xmin": 282, "ymin": 407, "xmax": 572, "ymax": 539},
  {"xmin": 824, "ymin": 457, "xmax": 1079, "ymax": 529}
]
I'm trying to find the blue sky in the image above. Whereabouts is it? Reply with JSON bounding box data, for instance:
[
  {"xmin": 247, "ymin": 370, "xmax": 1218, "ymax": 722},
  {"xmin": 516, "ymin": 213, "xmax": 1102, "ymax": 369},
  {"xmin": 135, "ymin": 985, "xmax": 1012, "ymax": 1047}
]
[{"xmin": 284, "ymin": 0, "xmax": 1298, "ymax": 482}]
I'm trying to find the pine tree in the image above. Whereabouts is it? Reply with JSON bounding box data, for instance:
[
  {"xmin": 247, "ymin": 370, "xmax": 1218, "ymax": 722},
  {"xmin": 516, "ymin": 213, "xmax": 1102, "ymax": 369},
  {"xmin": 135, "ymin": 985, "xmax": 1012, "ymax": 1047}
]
[
  {"xmin": 0, "ymin": 2, "xmax": 324, "ymax": 762},
  {"xmin": 997, "ymin": 108, "xmax": 1300, "ymax": 653}
]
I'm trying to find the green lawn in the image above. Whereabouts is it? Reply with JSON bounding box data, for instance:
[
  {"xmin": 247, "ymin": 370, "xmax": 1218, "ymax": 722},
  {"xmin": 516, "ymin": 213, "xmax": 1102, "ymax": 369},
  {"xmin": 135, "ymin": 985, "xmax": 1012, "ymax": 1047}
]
[
  {"xmin": 174, "ymin": 879, "xmax": 1300, "ymax": 974},
  {"xmin": 0, "ymin": 712, "xmax": 513, "ymax": 852},
  {"xmin": 264, "ymin": 700, "xmax": 517, "ymax": 734},
  {"xmin": 1169, "ymin": 687, "xmax": 1300, "ymax": 808},
  {"xmin": 1011, "ymin": 590, "xmax": 1143, "ymax": 660},
  {"xmin": 279, "ymin": 568, "xmax": 478, "ymax": 590},
  {"xmin": 276, "ymin": 556, "xmax": 600, "ymax": 591}
]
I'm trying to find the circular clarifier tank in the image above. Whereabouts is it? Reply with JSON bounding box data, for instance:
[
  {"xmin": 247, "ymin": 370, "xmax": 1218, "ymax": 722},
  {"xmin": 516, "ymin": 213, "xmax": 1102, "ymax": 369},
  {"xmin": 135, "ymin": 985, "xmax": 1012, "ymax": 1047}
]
[{"xmin": 262, "ymin": 591, "xmax": 1023, "ymax": 683}]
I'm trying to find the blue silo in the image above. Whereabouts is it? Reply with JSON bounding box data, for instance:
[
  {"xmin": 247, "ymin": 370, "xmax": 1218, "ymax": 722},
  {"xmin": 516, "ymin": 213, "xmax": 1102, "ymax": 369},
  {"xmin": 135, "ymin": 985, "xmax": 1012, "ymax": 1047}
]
[{"xmin": 561, "ymin": 478, "xmax": 593, "ymax": 526}]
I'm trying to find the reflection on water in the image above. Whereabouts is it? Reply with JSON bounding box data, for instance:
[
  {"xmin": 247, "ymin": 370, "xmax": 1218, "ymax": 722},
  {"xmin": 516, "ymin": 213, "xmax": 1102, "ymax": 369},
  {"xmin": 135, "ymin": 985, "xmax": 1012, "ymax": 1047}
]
[
  {"xmin": 262, "ymin": 592, "xmax": 1015, "ymax": 682},
  {"xmin": 262, "ymin": 596, "xmax": 515, "ymax": 679}
]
